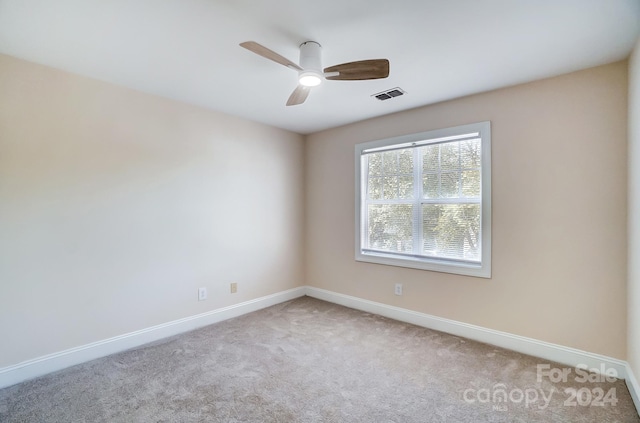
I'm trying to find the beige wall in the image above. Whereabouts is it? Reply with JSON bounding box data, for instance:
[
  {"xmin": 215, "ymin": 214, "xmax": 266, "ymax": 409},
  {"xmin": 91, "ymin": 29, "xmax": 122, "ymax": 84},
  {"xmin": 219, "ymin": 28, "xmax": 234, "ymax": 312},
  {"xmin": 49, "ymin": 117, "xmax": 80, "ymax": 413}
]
[
  {"xmin": 306, "ymin": 62, "xmax": 628, "ymax": 359},
  {"xmin": 0, "ymin": 54, "xmax": 305, "ymax": 368},
  {"xmin": 629, "ymin": 38, "xmax": 640, "ymax": 377}
]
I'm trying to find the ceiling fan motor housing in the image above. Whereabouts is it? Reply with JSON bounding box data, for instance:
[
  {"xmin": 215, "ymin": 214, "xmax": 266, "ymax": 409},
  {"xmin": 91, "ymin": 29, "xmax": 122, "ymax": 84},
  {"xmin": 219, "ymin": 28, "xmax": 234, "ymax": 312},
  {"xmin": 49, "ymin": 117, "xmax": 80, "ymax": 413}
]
[{"xmin": 298, "ymin": 41, "xmax": 323, "ymax": 86}]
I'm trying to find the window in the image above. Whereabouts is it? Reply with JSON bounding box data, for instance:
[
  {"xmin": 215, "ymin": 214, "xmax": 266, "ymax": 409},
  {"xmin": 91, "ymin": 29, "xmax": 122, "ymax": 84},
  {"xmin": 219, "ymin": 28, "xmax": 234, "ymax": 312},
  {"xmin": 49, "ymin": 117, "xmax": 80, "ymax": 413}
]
[{"xmin": 355, "ymin": 121, "xmax": 491, "ymax": 278}]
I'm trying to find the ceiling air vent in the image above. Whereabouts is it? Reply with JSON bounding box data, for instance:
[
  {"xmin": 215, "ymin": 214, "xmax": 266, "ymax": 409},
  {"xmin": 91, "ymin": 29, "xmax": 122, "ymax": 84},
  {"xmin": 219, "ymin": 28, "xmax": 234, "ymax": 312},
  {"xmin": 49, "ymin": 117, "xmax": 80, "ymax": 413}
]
[{"xmin": 373, "ymin": 87, "xmax": 405, "ymax": 101}]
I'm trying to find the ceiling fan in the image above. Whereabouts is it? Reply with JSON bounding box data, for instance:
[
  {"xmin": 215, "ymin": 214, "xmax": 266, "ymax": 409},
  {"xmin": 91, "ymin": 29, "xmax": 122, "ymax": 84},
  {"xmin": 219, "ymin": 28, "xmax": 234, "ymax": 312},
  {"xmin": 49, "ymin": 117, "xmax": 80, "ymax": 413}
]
[{"xmin": 240, "ymin": 41, "xmax": 390, "ymax": 106}]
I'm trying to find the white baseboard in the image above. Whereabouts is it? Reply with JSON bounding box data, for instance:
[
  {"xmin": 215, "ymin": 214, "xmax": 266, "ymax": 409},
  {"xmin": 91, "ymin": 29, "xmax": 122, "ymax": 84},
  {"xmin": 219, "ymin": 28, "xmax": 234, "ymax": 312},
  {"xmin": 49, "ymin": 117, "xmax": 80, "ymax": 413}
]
[
  {"xmin": 0, "ymin": 286, "xmax": 306, "ymax": 389},
  {"xmin": 306, "ymin": 287, "xmax": 630, "ymax": 380},
  {"xmin": 626, "ymin": 363, "xmax": 640, "ymax": 413}
]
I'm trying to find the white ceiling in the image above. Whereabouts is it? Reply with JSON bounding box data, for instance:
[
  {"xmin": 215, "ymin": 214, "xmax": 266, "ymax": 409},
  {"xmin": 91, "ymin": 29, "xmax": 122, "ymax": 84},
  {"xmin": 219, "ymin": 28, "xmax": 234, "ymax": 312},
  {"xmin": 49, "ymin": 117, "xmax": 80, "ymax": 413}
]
[{"xmin": 0, "ymin": 0, "xmax": 639, "ymax": 134}]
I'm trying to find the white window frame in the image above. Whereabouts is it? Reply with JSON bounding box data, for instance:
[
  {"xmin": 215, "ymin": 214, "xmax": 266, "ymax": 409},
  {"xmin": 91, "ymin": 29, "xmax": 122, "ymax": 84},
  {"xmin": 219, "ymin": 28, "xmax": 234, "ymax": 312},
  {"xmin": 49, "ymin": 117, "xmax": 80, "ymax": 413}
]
[{"xmin": 355, "ymin": 121, "xmax": 491, "ymax": 278}]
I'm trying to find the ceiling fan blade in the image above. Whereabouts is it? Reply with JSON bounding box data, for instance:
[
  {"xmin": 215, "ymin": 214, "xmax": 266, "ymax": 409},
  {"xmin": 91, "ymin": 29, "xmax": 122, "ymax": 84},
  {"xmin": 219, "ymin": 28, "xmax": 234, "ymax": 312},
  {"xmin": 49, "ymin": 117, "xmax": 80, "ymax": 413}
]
[
  {"xmin": 324, "ymin": 59, "xmax": 389, "ymax": 81},
  {"xmin": 286, "ymin": 85, "xmax": 310, "ymax": 106},
  {"xmin": 240, "ymin": 41, "xmax": 303, "ymax": 71}
]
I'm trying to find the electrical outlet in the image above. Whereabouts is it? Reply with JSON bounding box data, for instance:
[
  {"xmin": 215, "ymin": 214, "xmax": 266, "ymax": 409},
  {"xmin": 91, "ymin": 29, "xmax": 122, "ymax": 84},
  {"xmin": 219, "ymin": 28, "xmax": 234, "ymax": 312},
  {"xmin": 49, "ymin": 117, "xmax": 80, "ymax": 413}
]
[
  {"xmin": 198, "ymin": 287, "xmax": 207, "ymax": 301},
  {"xmin": 394, "ymin": 283, "xmax": 403, "ymax": 296},
  {"xmin": 230, "ymin": 283, "xmax": 237, "ymax": 294}
]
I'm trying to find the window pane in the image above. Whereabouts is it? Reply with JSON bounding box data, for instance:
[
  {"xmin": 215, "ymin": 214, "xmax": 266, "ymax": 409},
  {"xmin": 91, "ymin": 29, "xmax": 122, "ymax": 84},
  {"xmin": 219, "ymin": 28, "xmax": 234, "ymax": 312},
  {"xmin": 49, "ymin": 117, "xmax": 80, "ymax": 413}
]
[
  {"xmin": 422, "ymin": 204, "xmax": 481, "ymax": 261},
  {"xmin": 460, "ymin": 139, "xmax": 481, "ymax": 169},
  {"xmin": 440, "ymin": 172, "xmax": 460, "ymax": 198},
  {"xmin": 461, "ymin": 170, "xmax": 480, "ymax": 197},
  {"xmin": 383, "ymin": 176, "xmax": 399, "ymax": 199},
  {"xmin": 398, "ymin": 176, "xmax": 413, "ymax": 199},
  {"xmin": 398, "ymin": 149, "xmax": 413, "ymax": 174},
  {"xmin": 367, "ymin": 204, "xmax": 413, "ymax": 253},
  {"xmin": 368, "ymin": 154, "xmax": 383, "ymax": 176},
  {"xmin": 368, "ymin": 177, "xmax": 383, "ymax": 200},
  {"xmin": 440, "ymin": 142, "xmax": 459, "ymax": 170},
  {"xmin": 382, "ymin": 151, "xmax": 397, "ymax": 174},
  {"xmin": 422, "ymin": 144, "xmax": 439, "ymax": 172},
  {"xmin": 423, "ymin": 173, "xmax": 439, "ymax": 199}
]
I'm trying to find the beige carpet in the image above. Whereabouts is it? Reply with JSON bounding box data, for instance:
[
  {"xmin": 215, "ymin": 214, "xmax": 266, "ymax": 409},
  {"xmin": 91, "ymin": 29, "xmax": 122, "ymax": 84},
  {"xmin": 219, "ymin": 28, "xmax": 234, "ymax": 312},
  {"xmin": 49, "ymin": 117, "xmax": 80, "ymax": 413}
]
[{"xmin": 0, "ymin": 296, "xmax": 638, "ymax": 422}]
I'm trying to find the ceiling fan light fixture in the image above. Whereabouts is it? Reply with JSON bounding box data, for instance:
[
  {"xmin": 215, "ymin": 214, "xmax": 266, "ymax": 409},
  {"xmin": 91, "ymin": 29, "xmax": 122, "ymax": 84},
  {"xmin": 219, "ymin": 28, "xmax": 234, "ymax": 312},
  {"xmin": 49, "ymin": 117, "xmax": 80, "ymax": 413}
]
[{"xmin": 299, "ymin": 71, "xmax": 323, "ymax": 87}]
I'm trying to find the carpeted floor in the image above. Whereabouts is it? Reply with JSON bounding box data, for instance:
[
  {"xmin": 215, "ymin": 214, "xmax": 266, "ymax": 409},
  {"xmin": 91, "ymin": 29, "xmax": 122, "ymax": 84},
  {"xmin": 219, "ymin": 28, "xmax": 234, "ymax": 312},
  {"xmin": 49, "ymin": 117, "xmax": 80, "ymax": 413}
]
[{"xmin": 0, "ymin": 296, "xmax": 638, "ymax": 422}]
